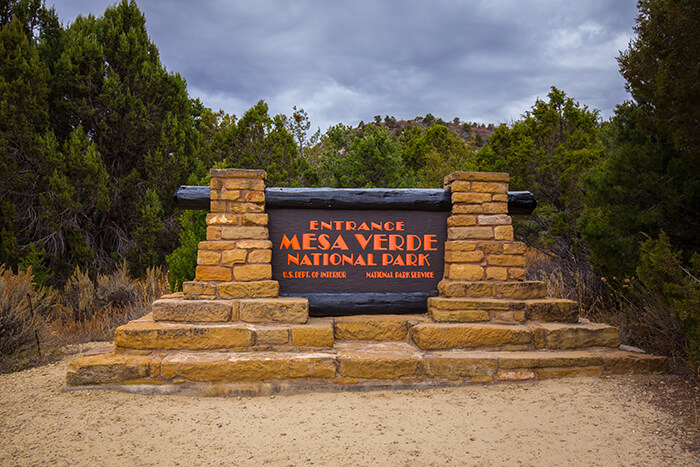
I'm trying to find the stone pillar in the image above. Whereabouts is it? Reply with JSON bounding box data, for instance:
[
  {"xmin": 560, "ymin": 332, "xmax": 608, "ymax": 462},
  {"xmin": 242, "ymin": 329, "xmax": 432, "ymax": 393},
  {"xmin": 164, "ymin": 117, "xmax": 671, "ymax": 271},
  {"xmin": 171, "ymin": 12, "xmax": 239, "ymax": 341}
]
[
  {"xmin": 441, "ymin": 171, "xmax": 527, "ymax": 284},
  {"xmin": 182, "ymin": 169, "xmax": 279, "ymax": 299}
]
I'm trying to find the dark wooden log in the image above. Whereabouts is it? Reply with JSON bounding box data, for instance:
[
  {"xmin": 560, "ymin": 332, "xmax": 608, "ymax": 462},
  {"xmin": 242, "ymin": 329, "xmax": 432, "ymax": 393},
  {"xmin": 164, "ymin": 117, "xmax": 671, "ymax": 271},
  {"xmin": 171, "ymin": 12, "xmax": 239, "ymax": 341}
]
[
  {"xmin": 280, "ymin": 292, "xmax": 435, "ymax": 316},
  {"xmin": 173, "ymin": 186, "xmax": 537, "ymax": 214}
]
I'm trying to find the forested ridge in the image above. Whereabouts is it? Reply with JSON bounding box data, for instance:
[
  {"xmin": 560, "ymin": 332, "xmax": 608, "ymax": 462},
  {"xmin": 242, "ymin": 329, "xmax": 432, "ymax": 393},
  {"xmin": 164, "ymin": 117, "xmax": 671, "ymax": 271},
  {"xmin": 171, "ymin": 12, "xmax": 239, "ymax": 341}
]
[{"xmin": 1, "ymin": 0, "xmax": 697, "ymax": 369}]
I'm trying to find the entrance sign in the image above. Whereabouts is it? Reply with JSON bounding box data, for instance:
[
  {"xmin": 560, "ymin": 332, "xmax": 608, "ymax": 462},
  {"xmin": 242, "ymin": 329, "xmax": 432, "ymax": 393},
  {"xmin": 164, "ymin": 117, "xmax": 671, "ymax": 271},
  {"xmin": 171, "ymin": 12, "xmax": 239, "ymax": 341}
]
[{"xmin": 268, "ymin": 209, "xmax": 448, "ymax": 294}]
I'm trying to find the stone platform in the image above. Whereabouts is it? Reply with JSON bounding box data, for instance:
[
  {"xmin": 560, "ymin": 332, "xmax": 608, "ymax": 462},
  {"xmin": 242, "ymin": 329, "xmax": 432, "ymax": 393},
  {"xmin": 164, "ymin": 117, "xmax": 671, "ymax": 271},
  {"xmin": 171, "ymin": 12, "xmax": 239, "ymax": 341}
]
[{"xmin": 66, "ymin": 289, "xmax": 667, "ymax": 396}]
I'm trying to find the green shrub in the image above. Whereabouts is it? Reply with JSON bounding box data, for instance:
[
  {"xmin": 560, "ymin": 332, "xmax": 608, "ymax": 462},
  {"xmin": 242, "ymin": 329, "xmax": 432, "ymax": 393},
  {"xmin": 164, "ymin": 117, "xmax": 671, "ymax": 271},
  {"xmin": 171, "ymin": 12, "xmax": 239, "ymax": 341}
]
[
  {"xmin": 0, "ymin": 265, "xmax": 54, "ymax": 357},
  {"xmin": 167, "ymin": 210, "xmax": 207, "ymax": 291}
]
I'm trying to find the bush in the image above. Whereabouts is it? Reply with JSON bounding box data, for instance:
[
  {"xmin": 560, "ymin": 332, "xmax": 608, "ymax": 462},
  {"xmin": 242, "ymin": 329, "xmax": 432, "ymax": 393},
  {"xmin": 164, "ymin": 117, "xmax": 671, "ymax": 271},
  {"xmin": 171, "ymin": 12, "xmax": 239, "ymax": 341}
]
[{"xmin": 0, "ymin": 266, "xmax": 54, "ymax": 357}]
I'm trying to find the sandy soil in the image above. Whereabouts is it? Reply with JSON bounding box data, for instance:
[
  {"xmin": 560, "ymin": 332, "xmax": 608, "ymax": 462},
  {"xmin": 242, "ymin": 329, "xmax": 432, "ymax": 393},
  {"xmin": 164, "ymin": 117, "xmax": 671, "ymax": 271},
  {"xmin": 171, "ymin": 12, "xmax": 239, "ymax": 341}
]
[{"xmin": 1, "ymin": 343, "xmax": 698, "ymax": 466}]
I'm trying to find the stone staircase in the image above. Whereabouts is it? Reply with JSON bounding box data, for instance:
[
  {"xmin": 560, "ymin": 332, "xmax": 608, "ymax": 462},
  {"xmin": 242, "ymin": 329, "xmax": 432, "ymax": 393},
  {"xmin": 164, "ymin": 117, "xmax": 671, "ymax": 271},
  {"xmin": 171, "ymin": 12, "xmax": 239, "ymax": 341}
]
[{"xmin": 66, "ymin": 283, "xmax": 666, "ymax": 395}]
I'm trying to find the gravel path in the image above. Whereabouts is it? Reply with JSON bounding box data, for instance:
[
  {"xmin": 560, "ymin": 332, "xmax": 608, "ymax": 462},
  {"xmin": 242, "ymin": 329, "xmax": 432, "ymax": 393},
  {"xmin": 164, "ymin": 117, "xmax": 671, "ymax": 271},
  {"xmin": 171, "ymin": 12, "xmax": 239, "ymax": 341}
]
[{"xmin": 1, "ymin": 343, "xmax": 698, "ymax": 466}]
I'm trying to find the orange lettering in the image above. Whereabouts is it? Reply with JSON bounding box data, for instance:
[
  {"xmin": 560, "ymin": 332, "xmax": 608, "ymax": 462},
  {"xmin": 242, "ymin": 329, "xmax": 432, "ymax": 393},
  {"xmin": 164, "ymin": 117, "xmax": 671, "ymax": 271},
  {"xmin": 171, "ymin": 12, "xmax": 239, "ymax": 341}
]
[
  {"xmin": 318, "ymin": 234, "xmax": 331, "ymax": 250},
  {"xmin": 355, "ymin": 234, "xmax": 372, "ymax": 249},
  {"xmin": 309, "ymin": 221, "xmax": 318, "ymax": 230},
  {"xmin": 331, "ymin": 235, "xmax": 349, "ymax": 250},
  {"xmin": 302, "ymin": 233, "xmax": 317, "ymax": 250},
  {"xmin": 388, "ymin": 234, "xmax": 404, "ymax": 251},
  {"xmin": 373, "ymin": 234, "xmax": 387, "ymax": 250},
  {"xmin": 281, "ymin": 234, "xmax": 301, "ymax": 250},
  {"xmin": 407, "ymin": 235, "xmax": 421, "ymax": 251},
  {"xmin": 287, "ymin": 253, "xmax": 300, "ymax": 265},
  {"xmin": 424, "ymin": 235, "xmax": 437, "ymax": 251}
]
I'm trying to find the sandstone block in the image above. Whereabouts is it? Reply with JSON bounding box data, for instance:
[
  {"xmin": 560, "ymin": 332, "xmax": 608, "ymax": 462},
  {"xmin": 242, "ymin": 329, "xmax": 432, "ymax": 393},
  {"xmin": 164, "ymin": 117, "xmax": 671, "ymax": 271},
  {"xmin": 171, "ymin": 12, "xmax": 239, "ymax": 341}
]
[
  {"xmin": 476, "ymin": 241, "xmax": 504, "ymax": 254},
  {"xmin": 601, "ymin": 351, "xmax": 668, "ymax": 374},
  {"xmin": 494, "ymin": 225, "xmax": 514, "ymax": 240},
  {"xmin": 478, "ymin": 214, "xmax": 511, "ymax": 225},
  {"xmin": 196, "ymin": 266, "xmax": 231, "ymax": 282},
  {"xmin": 227, "ymin": 202, "xmax": 265, "ymax": 213},
  {"xmin": 236, "ymin": 240, "xmax": 274, "ymax": 249},
  {"xmin": 206, "ymin": 226, "xmax": 222, "ymax": 241},
  {"xmin": 444, "ymin": 241, "xmax": 477, "ymax": 251},
  {"xmin": 428, "ymin": 297, "xmax": 510, "ymax": 311},
  {"xmin": 535, "ymin": 367, "xmax": 603, "ymax": 379},
  {"xmin": 210, "ymin": 200, "xmax": 227, "ymax": 212},
  {"xmin": 256, "ymin": 326, "xmax": 290, "ymax": 345},
  {"xmin": 494, "ymin": 281, "xmax": 547, "ymax": 299},
  {"xmin": 444, "ymin": 171, "xmax": 509, "ymax": 184},
  {"xmin": 410, "ymin": 323, "xmax": 532, "ymax": 350},
  {"xmin": 234, "ymin": 264, "xmax": 272, "ymax": 281},
  {"xmin": 211, "ymin": 168, "xmax": 266, "ymax": 179},
  {"xmin": 482, "ymin": 203, "xmax": 508, "ymax": 214},
  {"xmin": 160, "ymin": 351, "xmax": 336, "ymax": 381},
  {"xmin": 211, "ymin": 189, "xmax": 241, "ymax": 201},
  {"xmin": 247, "ymin": 249, "xmax": 272, "ymax": 263},
  {"xmin": 182, "ymin": 281, "xmax": 216, "ymax": 296},
  {"xmin": 221, "ymin": 249, "xmax": 247, "ymax": 266},
  {"xmin": 444, "ymin": 250, "xmax": 484, "ymax": 263},
  {"xmin": 429, "ymin": 308, "xmax": 490, "ymax": 322},
  {"xmin": 197, "ymin": 250, "xmax": 221, "ymax": 266},
  {"xmin": 438, "ymin": 280, "xmax": 493, "ymax": 298},
  {"xmin": 423, "ymin": 352, "xmax": 497, "ymax": 380},
  {"xmin": 114, "ymin": 320, "xmax": 255, "ymax": 350},
  {"xmin": 337, "ymin": 351, "xmax": 422, "ymax": 379},
  {"xmin": 242, "ymin": 213, "xmax": 268, "ymax": 225},
  {"xmin": 447, "ymin": 215, "xmax": 477, "ymax": 227},
  {"xmin": 206, "ymin": 213, "xmax": 239, "ymax": 225},
  {"xmin": 453, "ymin": 204, "xmax": 483, "ymax": 214},
  {"xmin": 504, "ymin": 242, "xmax": 527, "ymax": 255},
  {"xmin": 497, "ymin": 351, "xmax": 603, "ymax": 369},
  {"xmin": 218, "ymin": 280, "xmax": 279, "ymax": 299},
  {"xmin": 509, "ymin": 268, "xmax": 526, "ymax": 280},
  {"xmin": 291, "ymin": 319, "xmax": 334, "ymax": 347},
  {"xmin": 198, "ymin": 240, "xmax": 238, "ymax": 250},
  {"xmin": 451, "ymin": 192, "xmax": 491, "ymax": 204},
  {"xmin": 530, "ymin": 322, "xmax": 621, "ymax": 350},
  {"xmin": 239, "ymin": 297, "xmax": 308, "ymax": 323},
  {"xmin": 221, "ymin": 226, "xmax": 269, "ymax": 240},
  {"xmin": 448, "ymin": 264, "xmax": 484, "ymax": 280},
  {"xmin": 448, "ymin": 226, "xmax": 493, "ymax": 240},
  {"xmin": 449, "ymin": 180, "xmax": 470, "ymax": 192},
  {"xmin": 66, "ymin": 354, "xmax": 154, "ymax": 385},
  {"xmin": 223, "ymin": 178, "xmax": 265, "ymax": 191},
  {"xmin": 245, "ymin": 191, "xmax": 266, "ymax": 203},
  {"xmin": 471, "ymin": 181, "xmax": 508, "ymax": 193},
  {"xmin": 492, "ymin": 194, "xmax": 508, "ymax": 202},
  {"xmin": 152, "ymin": 298, "xmax": 235, "ymax": 322},
  {"xmin": 496, "ymin": 370, "xmax": 536, "ymax": 381},
  {"xmin": 487, "ymin": 254, "xmax": 526, "ymax": 267},
  {"xmin": 334, "ymin": 315, "xmax": 423, "ymax": 341},
  {"xmin": 485, "ymin": 267, "xmax": 508, "ymax": 280}
]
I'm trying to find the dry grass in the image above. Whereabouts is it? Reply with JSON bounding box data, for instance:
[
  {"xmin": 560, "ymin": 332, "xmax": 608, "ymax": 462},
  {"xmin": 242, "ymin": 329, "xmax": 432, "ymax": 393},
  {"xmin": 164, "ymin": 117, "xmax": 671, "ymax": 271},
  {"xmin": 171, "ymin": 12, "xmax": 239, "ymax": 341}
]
[{"xmin": 0, "ymin": 264, "xmax": 169, "ymax": 374}]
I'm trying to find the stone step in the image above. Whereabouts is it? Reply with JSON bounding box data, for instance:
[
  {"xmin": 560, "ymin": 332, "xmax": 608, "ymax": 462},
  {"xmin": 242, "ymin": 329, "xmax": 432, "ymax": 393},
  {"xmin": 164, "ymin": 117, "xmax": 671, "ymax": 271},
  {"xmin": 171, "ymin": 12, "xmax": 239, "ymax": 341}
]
[
  {"xmin": 410, "ymin": 321, "xmax": 620, "ymax": 351},
  {"xmin": 159, "ymin": 351, "xmax": 337, "ymax": 382},
  {"xmin": 333, "ymin": 314, "xmax": 429, "ymax": 341},
  {"xmin": 531, "ymin": 321, "xmax": 621, "ymax": 350},
  {"xmin": 66, "ymin": 347, "xmax": 667, "ymax": 388},
  {"xmin": 427, "ymin": 296, "xmax": 578, "ymax": 323},
  {"xmin": 152, "ymin": 296, "xmax": 309, "ymax": 324},
  {"xmin": 410, "ymin": 322, "xmax": 533, "ymax": 350},
  {"xmin": 438, "ymin": 280, "xmax": 547, "ymax": 299},
  {"xmin": 335, "ymin": 341, "xmax": 424, "ymax": 380},
  {"xmin": 114, "ymin": 314, "xmax": 334, "ymax": 350}
]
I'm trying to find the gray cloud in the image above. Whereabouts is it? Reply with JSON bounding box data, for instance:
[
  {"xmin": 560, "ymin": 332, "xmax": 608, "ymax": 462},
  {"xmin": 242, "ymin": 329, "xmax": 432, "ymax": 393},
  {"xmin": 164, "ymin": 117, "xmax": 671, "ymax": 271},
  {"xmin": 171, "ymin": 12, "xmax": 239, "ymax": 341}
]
[{"xmin": 52, "ymin": 0, "xmax": 638, "ymax": 131}]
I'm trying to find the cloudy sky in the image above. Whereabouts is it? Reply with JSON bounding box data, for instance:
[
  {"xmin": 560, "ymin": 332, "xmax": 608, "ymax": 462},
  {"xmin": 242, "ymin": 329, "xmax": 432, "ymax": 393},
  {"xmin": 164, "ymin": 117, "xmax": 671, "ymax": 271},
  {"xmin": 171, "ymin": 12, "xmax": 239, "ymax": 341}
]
[{"xmin": 52, "ymin": 0, "xmax": 638, "ymax": 131}]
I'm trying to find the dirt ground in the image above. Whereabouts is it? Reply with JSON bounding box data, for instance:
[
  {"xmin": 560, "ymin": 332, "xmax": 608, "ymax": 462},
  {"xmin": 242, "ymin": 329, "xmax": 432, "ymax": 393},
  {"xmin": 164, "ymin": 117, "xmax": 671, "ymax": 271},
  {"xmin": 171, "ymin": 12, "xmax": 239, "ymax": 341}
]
[{"xmin": 1, "ymin": 343, "xmax": 698, "ymax": 466}]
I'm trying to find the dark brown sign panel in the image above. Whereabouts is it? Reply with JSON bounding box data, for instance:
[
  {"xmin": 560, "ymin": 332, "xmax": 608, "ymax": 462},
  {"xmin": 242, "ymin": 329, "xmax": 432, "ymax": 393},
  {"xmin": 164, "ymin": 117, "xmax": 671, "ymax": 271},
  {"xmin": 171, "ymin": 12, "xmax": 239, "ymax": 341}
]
[{"xmin": 268, "ymin": 209, "xmax": 449, "ymax": 294}]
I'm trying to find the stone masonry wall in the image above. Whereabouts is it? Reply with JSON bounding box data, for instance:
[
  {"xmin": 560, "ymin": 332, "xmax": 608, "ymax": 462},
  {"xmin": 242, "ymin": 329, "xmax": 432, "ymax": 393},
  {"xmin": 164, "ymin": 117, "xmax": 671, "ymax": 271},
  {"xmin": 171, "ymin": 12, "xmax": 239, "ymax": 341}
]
[
  {"xmin": 183, "ymin": 169, "xmax": 279, "ymax": 299},
  {"xmin": 442, "ymin": 171, "xmax": 527, "ymax": 282}
]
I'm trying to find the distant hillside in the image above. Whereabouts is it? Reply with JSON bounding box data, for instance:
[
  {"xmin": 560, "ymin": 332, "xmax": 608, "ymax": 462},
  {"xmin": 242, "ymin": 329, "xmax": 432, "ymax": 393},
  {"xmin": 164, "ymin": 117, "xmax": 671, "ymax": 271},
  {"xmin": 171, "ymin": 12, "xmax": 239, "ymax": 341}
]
[{"xmin": 358, "ymin": 114, "xmax": 495, "ymax": 147}]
